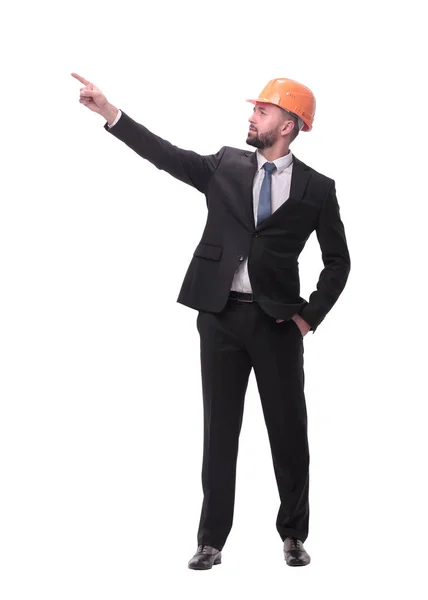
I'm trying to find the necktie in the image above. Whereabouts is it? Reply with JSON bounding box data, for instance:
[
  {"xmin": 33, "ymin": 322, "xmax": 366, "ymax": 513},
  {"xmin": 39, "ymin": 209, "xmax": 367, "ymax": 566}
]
[{"xmin": 257, "ymin": 162, "xmax": 276, "ymax": 226}]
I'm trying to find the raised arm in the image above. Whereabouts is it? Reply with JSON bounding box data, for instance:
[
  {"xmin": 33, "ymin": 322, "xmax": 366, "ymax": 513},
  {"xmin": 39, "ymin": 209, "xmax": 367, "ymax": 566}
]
[
  {"xmin": 72, "ymin": 72, "xmax": 224, "ymax": 194},
  {"xmin": 104, "ymin": 109, "xmax": 224, "ymax": 193}
]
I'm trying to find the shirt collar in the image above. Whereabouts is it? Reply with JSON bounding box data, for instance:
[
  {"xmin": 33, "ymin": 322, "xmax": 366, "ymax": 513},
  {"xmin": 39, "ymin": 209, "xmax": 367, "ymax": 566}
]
[{"xmin": 256, "ymin": 149, "xmax": 293, "ymax": 174}]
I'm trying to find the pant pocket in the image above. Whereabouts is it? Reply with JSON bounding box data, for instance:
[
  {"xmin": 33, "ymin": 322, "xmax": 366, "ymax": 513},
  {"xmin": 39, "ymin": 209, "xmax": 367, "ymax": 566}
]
[{"xmin": 289, "ymin": 318, "xmax": 303, "ymax": 338}]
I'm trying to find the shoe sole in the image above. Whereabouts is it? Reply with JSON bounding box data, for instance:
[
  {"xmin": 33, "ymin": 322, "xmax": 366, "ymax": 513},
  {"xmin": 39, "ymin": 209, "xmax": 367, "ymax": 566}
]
[
  {"xmin": 284, "ymin": 557, "xmax": 311, "ymax": 567},
  {"xmin": 188, "ymin": 557, "xmax": 222, "ymax": 570}
]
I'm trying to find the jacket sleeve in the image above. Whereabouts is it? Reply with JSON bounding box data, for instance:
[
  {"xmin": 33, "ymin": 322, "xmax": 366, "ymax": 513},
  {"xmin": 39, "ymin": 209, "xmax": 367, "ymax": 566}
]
[
  {"xmin": 104, "ymin": 110, "xmax": 225, "ymax": 194},
  {"xmin": 299, "ymin": 181, "xmax": 351, "ymax": 333}
]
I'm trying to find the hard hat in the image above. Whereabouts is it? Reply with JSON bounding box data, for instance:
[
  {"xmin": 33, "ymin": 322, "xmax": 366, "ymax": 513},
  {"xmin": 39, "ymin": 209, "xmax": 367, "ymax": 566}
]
[{"xmin": 246, "ymin": 78, "xmax": 316, "ymax": 132}]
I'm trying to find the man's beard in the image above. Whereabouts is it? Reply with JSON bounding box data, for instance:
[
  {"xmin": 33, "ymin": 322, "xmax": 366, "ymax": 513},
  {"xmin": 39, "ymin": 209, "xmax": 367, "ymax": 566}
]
[{"xmin": 246, "ymin": 127, "xmax": 278, "ymax": 149}]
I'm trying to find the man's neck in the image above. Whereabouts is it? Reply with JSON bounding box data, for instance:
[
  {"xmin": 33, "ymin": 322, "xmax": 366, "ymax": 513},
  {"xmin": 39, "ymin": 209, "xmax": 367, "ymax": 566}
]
[{"xmin": 258, "ymin": 146, "xmax": 291, "ymax": 162}]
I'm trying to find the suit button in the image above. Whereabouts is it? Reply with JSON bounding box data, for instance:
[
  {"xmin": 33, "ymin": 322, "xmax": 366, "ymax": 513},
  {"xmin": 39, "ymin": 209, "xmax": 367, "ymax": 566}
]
[
  {"xmin": 238, "ymin": 255, "xmax": 244, "ymax": 261},
  {"xmin": 253, "ymin": 233, "xmax": 258, "ymax": 238}
]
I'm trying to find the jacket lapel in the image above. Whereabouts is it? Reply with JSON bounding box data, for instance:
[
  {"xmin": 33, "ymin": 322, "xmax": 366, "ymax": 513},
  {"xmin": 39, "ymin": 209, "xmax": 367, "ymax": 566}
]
[
  {"xmin": 255, "ymin": 154, "xmax": 312, "ymax": 232},
  {"xmin": 238, "ymin": 151, "xmax": 258, "ymax": 230},
  {"xmin": 238, "ymin": 152, "xmax": 312, "ymax": 232}
]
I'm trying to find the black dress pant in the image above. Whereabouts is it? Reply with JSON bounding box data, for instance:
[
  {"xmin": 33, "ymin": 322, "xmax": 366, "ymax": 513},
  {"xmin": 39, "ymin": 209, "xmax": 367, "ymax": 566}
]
[{"xmin": 195, "ymin": 298, "xmax": 309, "ymax": 551}]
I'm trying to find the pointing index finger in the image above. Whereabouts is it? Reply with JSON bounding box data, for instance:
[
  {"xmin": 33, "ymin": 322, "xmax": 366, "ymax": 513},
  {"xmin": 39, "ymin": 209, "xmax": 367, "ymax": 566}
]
[{"xmin": 71, "ymin": 72, "xmax": 91, "ymax": 87}]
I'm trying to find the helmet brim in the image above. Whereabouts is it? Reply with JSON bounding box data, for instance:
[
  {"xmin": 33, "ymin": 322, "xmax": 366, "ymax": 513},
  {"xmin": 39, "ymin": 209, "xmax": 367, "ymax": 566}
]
[{"xmin": 246, "ymin": 98, "xmax": 311, "ymax": 132}]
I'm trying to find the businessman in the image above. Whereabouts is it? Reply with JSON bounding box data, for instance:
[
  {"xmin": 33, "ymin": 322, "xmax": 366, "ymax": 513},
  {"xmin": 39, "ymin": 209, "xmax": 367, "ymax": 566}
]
[{"xmin": 73, "ymin": 73, "xmax": 351, "ymax": 568}]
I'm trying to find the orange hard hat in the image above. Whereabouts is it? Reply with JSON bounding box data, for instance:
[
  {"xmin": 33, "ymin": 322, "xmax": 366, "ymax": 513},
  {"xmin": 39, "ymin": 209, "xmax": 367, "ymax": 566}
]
[{"xmin": 246, "ymin": 78, "xmax": 316, "ymax": 132}]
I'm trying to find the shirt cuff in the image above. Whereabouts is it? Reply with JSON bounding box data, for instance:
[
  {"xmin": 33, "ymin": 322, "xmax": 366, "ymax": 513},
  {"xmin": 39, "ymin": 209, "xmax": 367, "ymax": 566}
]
[{"xmin": 106, "ymin": 109, "xmax": 122, "ymax": 128}]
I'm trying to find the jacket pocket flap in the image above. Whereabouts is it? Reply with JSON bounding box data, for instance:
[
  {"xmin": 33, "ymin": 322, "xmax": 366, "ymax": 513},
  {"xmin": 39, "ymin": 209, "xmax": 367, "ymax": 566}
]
[{"xmin": 193, "ymin": 243, "xmax": 223, "ymax": 261}]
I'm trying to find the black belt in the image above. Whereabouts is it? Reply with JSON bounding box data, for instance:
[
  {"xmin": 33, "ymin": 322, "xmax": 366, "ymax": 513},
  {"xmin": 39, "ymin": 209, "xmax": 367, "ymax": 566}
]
[{"xmin": 229, "ymin": 291, "xmax": 254, "ymax": 303}]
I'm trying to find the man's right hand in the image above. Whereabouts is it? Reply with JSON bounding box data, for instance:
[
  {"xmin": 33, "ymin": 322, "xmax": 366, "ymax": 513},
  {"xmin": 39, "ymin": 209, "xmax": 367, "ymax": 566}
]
[{"xmin": 71, "ymin": 72, "xmax": 118, "ymax": 124}]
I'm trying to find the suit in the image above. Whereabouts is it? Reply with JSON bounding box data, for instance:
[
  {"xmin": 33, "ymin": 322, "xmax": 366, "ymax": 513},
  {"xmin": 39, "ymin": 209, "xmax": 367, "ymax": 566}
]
[
  {"xmin": 104, "ymin": 109, "xmax": 351, "ymax": 549},
  {"xmin": 104, "ymin": 110, "xmax": 350, "ymax": 333}
]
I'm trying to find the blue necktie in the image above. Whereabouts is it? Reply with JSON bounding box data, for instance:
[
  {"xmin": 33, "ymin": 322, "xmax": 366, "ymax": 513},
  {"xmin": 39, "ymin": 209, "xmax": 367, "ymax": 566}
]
[{"xmin": 257, "ymin": 162, "xmax": 276, "ymax": 226}]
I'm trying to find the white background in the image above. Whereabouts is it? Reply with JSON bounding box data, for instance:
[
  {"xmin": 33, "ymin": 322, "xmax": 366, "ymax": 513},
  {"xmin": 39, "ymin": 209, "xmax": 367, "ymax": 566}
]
[{"xmin": 1, "ymin": 0, "xmax": 427, "ymax": 598}]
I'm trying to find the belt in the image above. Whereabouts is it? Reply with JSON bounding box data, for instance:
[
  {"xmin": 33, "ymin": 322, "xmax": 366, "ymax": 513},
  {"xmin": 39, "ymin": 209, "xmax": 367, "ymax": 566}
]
[{"xmin": 229, "ymin": 291, "xmax": 254, "ymax": 303}]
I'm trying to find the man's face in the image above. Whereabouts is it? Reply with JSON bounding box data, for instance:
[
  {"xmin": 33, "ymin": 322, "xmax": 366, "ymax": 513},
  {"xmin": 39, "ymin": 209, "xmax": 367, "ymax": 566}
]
[{"xmin": 246, "ymin": 102, "xmax": 288, "ymax": 149}]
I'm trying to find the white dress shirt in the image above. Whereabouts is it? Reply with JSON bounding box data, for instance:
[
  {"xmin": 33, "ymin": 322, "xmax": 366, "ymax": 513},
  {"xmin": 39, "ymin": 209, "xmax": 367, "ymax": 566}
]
[
  {"xmin": 230, "ymin": 149, "xmax": 294, "ymax": 293},
  {"xmin": 107, "ymin": 111, "xmax": 294, "ymax": 294}
]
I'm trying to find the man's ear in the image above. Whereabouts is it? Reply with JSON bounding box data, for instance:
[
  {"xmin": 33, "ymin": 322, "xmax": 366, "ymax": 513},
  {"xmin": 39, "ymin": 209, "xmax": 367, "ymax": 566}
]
[{"xmin": 281, "ymin": 120, "xmax": 294, "ymax": 137}]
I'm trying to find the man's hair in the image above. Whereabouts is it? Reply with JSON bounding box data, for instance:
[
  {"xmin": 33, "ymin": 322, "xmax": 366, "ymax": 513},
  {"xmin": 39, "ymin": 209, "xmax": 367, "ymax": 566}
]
[{"xmin": 280, "ymin": 108, "xmax": 301, "ymax": 143}]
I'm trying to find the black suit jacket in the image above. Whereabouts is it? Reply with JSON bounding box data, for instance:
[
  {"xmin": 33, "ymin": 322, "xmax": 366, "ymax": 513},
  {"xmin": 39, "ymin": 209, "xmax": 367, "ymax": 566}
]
[{"xmin": 104, "ymin": 110, "xmax": 351, "ymax": 333}]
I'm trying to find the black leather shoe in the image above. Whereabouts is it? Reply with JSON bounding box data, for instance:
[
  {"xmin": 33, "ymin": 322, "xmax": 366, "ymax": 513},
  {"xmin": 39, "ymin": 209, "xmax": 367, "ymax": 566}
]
[
  {"xmin": 283, "ymin": 537, "xmax": 311, "ymax": 566},
  {"xmin": 188, "ymin": 544, "xmax": 222, "ymax": 570}
]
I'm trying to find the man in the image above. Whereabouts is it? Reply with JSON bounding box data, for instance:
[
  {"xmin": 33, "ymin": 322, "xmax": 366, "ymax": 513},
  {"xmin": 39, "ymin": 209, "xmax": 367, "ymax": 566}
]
[{"xmin": 72, "ymin": 73, "xmax": 351, "ymax": 568}]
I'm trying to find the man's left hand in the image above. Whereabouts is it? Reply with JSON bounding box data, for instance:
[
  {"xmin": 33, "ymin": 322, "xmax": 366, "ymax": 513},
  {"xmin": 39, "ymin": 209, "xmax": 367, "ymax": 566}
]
[{"xmin": 276, "ymin": 314, "xmax": 311, "ymax": 337}]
